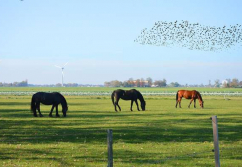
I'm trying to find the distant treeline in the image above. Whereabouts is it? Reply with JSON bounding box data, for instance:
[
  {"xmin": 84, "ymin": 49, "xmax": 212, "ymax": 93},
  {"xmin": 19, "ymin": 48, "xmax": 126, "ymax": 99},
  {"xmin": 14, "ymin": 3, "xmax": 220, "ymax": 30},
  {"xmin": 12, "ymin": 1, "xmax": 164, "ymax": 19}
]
[
  {"xmin": 104, "ymin": 78, "xmax": 242, "ymax": 88},
  {"xmin": 0, "ymin": 80, "xmax": 28, "ymax": 87},
  {"xmin": 0, "ymin": 81, "xmax": 102, "ymax": 87},
  {"xmin": 1, "ymin": 78, "xmax": 241, "ymax": 88},
  {"xmin": 104, "ymin": 78, "xmax": 173, "ymax": 87}
]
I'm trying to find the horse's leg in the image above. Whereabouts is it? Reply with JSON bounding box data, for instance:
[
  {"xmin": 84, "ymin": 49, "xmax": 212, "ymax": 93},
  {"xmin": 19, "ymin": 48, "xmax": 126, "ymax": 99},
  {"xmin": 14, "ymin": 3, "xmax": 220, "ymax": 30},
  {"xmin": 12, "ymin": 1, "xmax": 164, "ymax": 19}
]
[
  {"xmin": 114, "ymin": 96, "xmax": 118, "ymax": 112},
  {"xmin": 114, "ymin": 103, "xmax": 117, "ymax": 112},
  {"xmin": 116, "ymin": 101, "xmax": 121, "ymax": 111},
  {"xmin": 55, "ymin": 105, "xmax": 60, "ymax": 117},
  {"xmin": 179, "ymin": 98, "xmax": 182, "ymax": 108},
  {"xmin": 194, "ymin": 99, "xmax": 196, "ymax": 108},
  {"xmin": 33, "ymin": 103, "xmax": 38, "ymax": 117},
  {"xmin": 49, "ymin": 105, "xmax": 55, "ymax": 117},
  {"xmin": 135, "ymin": 100, "xmax": 140, "ymax": 111},
  {"xmin": 175, "ymin": 100, "xmax": 179, "ymax": 108},
  {"xmin": 188, "ymin": 99, "xmax": 194, "ymax": 108},
  {"xmin": 115, "ymin": 96, "xmax": 121, "ymax": 111},
  {"xmin": 37, "ymin": 102, "xmax": 43, "ymax": 117},
  {"xmin": 114, "ymin": 100, "xmax": 118, "ymax": 112},
  {"xmin": 130, "ymin": 100, "xmax": 134, "ymax": 111}
]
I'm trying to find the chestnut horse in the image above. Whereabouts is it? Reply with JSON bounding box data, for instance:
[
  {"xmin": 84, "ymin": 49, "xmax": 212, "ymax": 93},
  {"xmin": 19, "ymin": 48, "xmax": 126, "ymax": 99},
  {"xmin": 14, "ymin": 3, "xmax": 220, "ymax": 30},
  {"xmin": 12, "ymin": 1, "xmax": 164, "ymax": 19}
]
[
  {"xmin": 175, "ymin": 90, "xmax": 204, "ymax": 108},
  {"xmin": 111, "ymin": 89, "xmax": 146, "ymax": 112}
]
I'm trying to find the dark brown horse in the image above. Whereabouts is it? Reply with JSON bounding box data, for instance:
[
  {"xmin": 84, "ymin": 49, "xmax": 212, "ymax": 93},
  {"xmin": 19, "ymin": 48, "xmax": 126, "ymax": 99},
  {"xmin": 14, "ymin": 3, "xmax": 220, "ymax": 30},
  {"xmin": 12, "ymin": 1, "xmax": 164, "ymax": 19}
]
[
  {"xmin": 175, "ymin": 90, "xmax": 204, "ymax": 108},
  {"xmin": 31, "ymin": 92, "xmax": 68, "ymax": 117},
  {"xmin": 111, "ymin": 89, "xmax": 146, "ymax": 112}
]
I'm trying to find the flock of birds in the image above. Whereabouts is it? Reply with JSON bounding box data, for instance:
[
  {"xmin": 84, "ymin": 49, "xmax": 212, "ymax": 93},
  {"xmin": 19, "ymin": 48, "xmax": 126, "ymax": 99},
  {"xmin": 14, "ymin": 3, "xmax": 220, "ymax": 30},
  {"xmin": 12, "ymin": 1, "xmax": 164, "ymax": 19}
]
[{"xmin": 134, "ymin": 20, "xmax": 242, "ymax": 51}]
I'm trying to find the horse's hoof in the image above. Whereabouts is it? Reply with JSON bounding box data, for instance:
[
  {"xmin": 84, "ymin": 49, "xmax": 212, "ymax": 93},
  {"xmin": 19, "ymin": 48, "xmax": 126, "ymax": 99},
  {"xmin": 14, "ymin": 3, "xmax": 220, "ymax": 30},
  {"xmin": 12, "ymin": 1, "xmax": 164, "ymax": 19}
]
[
  {"xmin": 39, "ymin": 115, "xmax": 44, "ymax": 117},
  {"xmin": 56, "ymin": 115, "xmax": 60, "ymax": 117},
  {"xmin": 49, "ymin": 114, "xmax": 53, "ymax": 117},
  {"xmin": 34, "ymin": 115, "xmax": 38, "ymax": 117}
]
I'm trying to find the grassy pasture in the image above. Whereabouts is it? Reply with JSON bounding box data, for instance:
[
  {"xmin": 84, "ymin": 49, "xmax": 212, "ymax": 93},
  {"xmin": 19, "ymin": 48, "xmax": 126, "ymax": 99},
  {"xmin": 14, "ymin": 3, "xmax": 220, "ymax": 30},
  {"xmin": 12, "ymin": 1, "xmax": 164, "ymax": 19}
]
[{"xmin": 0, "ymin": 88, "xmax": 242, "ymax": 166}]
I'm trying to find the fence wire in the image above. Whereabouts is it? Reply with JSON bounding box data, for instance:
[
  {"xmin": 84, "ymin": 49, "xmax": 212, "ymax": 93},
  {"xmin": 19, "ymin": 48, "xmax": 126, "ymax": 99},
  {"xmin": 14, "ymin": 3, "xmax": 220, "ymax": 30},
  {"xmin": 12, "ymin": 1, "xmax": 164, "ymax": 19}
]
[{"xmin": 1, "ymin": 91, "xmax": 242, "ymax": 96}]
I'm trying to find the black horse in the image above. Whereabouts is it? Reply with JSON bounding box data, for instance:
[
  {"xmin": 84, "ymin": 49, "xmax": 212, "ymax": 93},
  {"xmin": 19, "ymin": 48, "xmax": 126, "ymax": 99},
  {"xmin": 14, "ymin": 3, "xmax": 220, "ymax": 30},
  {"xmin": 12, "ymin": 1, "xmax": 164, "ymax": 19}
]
[
  {"xmin": 111, "ymin": 89, "xmax": 146, "ymax": 112},
  {"xmin": 31, "ymin": 92, "xmax": 68, "ymax": 117}
]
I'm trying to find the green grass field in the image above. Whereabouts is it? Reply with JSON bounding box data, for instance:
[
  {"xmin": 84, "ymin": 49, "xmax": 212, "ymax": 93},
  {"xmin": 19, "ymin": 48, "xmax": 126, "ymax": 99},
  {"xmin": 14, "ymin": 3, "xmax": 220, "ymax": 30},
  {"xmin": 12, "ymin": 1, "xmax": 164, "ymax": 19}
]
[{"xmin": 0, "ymin": 88, "xmax": 242, "ymax": 166}]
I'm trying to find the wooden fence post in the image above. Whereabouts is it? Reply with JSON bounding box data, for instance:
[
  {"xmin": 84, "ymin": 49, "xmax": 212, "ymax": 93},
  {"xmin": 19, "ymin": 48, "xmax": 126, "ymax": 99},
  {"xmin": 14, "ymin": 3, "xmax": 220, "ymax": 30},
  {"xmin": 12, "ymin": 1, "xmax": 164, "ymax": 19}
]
[
  {"xmin": 107, "ymin": 129, "xmax": 113, "ymax": 167},
  {"xmin": 211, "ymin": 116, "xmax": 220, "ymax": 167}
]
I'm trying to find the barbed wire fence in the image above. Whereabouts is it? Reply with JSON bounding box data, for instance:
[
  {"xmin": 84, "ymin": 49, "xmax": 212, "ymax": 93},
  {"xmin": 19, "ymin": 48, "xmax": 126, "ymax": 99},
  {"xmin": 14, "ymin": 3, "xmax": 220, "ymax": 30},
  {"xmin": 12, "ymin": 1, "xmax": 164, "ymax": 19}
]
[
  {"xmin": 0, "ymin": 91, "xmax": 242, "ymax": 96},
  {"xmin": 106, "ymin": 116, "xmax": 241, "ymax": 167}
]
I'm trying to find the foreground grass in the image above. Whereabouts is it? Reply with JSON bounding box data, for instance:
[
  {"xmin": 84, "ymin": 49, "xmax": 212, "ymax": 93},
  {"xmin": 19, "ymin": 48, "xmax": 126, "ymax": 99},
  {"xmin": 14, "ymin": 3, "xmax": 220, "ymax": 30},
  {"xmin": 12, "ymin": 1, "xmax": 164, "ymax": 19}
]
[{"xmin": 0, "ymin": 95, "xmax": 242, "ymax": 166}]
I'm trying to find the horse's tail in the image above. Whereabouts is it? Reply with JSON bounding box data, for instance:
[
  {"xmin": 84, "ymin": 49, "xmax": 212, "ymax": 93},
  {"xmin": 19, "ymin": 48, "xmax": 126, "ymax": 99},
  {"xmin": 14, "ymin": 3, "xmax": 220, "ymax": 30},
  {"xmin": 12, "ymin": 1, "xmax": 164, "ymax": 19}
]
[
  {"xmin": 111, "ymin": 91, "xmax": 115, "ymax": 106},
  {"xmin": 30, "ymin": 95, "xmax": 36, "ymax": 112}
]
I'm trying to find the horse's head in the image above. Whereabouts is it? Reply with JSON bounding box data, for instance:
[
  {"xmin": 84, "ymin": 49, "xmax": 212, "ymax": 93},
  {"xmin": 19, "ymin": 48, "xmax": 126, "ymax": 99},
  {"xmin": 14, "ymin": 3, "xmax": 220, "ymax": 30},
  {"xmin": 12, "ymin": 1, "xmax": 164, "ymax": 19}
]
[
  {"xmin": 200, "ymin": 101, "xmax": 204, "ymax": 108},
  {"xmin": 62, "ymin": 106, "xmax": 68, "ymax": 117},
  {"xmin": 141, "ymin": 101, "xmax": 146, "ymax": 111}
]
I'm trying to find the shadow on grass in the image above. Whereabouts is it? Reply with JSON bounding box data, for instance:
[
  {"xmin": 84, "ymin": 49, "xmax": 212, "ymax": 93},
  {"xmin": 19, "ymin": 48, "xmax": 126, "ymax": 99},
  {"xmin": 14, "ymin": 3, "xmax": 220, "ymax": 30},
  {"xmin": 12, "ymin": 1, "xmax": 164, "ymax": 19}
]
[{"xmin": 1, "ymin": 106, "xmax": 242, "ymax": 145}]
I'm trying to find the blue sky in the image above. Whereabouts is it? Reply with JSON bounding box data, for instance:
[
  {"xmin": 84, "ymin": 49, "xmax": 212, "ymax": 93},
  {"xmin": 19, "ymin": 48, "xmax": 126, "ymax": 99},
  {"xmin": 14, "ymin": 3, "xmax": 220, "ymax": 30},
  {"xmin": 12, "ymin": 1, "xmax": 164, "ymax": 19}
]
[{"xmin": 0, "ymin": 0, "xmax": 241, "ymax": 85}]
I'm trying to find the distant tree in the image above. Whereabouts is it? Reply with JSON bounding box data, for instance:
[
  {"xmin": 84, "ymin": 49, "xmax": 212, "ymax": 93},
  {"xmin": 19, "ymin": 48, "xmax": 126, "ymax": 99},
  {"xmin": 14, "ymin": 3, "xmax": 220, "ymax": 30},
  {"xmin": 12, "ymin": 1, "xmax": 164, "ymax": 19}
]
[
  {"xmin": 135, "ymin": 79, "xmax": 141, "ymax": 87},
  {"xmin": 154, "ymin": 79, "xmax": 167, "ymax": 87},
  {"xmin": 222, "ymin": 79, "xmax": 231, "ymax": 88},
  {"xmin": 104, "ymin": 81, "xmax": 111, "ymax": 87},
  {"xmin": 18, "ymin": 80, "xmax": 28, "ymax": 87},
  {"xmin": 146, "ymin": 77, "xmax": 153, "ymax": 87},
  {"xmin": 239, "ymin": 81, "xmax": 242, "ymax": 87},
  {"xmin": 65, "ymin": 83, "xmax": 78, "ymax": 87},
  {"xmin": 214, "ymin": 79, "xmax": 220, "ymax": 88},
  {"xmin": 110, "ymin": 80, "xmax": 122, "ymax": 87},
  {"xmin": 56, "ymin": 83, "xmax": 62, "ymax": 87},
  {"xmin": 140, "ymin": 78, "xmax": 145, "ymax": 87},
  {"xmin": 169, "ymin": 82, "xmax": 180, "ymax": 87},
  {"xmin": 230, "ymin": 78, "xmax": 239, "ymax": 88},
  {"xmin": 127, "ymin": 78, "xmax": 135, "ymax": 87}
]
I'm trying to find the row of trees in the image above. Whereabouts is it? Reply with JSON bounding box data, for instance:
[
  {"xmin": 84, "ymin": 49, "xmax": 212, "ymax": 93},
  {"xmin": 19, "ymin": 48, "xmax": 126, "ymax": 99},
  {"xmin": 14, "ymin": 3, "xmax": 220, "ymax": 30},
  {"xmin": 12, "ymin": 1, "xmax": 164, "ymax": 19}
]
[
  {"xmin": 0, "ymin": 80, "xmax": 28, "ymax": 87},
  {"xmin": 104, "ymin": 78, "xmax": 242, "ymax": 88},
  {"xmin": 1, "ymin": 78, "xmax": 241, "ymax": 88},
  {"xmin": 104, "ymin": 78, "xmax": 172, "ymax": 87},
  {"xmin": 219, "ymin": 78, "xmax": 242, "ymax": 88}
]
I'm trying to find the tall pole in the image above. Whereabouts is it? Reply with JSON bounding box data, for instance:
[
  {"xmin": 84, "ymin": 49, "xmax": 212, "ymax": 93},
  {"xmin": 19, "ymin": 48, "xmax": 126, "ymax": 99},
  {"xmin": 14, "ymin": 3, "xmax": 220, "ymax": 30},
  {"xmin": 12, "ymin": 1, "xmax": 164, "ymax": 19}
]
[
  {"xmin": 107, "ymin": 129, "xmax": 113, "ymax": 167},
  {"xmin": 61, "ymin": 68, "xmax": 64, "ymax": 87},
  {"xmin": 211, "ymin": 116, "xmax": 220, "ymax": 167}
]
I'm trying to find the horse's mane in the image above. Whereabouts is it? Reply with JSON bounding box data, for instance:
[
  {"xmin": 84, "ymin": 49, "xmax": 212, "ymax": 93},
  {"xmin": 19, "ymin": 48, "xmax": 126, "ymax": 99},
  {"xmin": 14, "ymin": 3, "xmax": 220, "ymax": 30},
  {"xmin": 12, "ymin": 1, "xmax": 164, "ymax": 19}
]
[
  {"xmin": 196, "ymin": 91, "xmax": 203, "ymax": 102},
  {"xmin": 136, "ymin": 90, "xmax": 145, "ymax": 103},
  {"xmin": 56, "ymin": 92, "xmax": 68, "ymax": 109}
]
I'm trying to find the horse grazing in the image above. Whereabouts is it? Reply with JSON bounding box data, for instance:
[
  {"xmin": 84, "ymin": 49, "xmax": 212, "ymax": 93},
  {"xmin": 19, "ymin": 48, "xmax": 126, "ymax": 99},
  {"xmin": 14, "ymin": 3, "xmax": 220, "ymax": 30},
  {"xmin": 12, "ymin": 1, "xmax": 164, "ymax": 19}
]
[
  {"xmin": 111, "ymin": 89, "xmax": 146, "ymax": 112},
  {"xmin": 31, "ymin": 92, "xmax": 68, "ymax": 117},
  {"xmin": 175, "ymin": 90, "xmax": 204, "ymax": 108}
]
